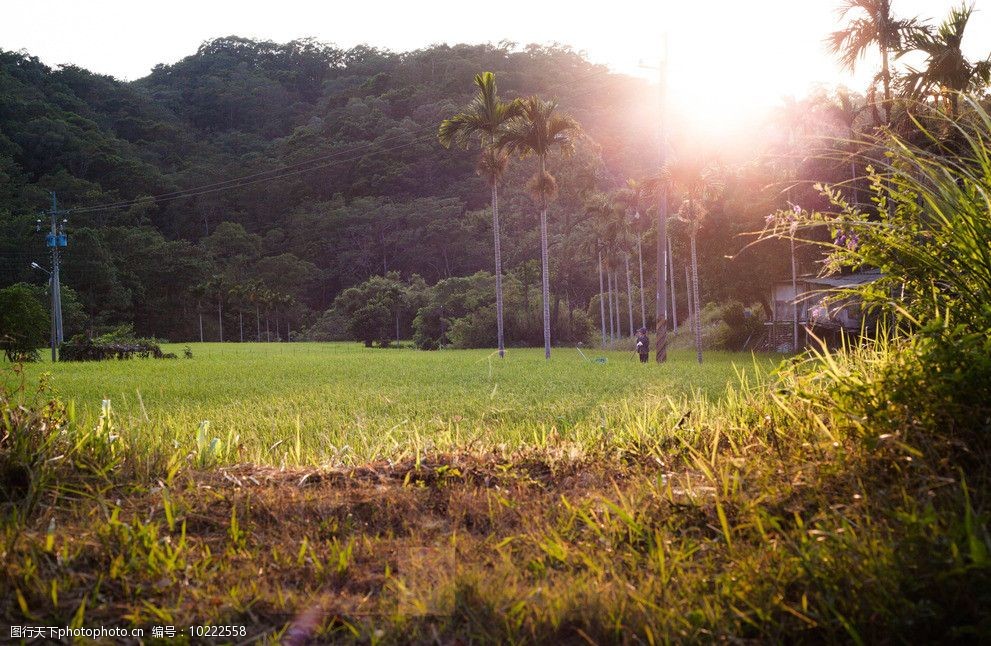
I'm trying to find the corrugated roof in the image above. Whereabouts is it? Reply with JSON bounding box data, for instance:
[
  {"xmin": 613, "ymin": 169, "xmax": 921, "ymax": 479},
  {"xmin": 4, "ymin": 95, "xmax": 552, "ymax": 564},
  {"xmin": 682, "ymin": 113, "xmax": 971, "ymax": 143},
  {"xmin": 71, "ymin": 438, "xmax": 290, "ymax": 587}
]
[{"xmin": 781, "ymin": 270, "xmax": 882, "ymax": 289}]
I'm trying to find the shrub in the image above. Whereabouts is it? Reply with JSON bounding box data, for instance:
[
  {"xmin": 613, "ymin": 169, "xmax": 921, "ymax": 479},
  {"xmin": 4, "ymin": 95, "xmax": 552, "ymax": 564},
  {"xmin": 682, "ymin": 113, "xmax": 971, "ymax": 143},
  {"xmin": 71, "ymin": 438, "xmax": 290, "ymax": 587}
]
[
  {"xmin": 767, "ymin": 96, "xmax": 991, "ymax": 443},
  {"xmin": 301, "ymin": 308, "xmax": 349, "ymax": 342},
  {"xmin": 0, "ymin": 283, "xmax": 48, "ymax": 362},
  {"xmin": 59, "ymin": 325, "xmax": 170, "ymax": 361},
  {"xmin": 332, "ymin": 272, "xmax": 426, "ymax": 347}
]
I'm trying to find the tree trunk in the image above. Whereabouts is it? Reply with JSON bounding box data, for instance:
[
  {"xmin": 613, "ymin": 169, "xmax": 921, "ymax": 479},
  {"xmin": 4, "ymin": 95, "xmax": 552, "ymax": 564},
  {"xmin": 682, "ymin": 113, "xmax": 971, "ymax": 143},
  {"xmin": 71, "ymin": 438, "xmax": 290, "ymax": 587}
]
[
  {"xmin": 637, "ymin": 234, "xmax": 646, "ymax": 329},
  {"xmin": 851, "ymin": 159, "xmax": 858, "ymax": 206},
  {"xmin": 218, "ymin": 299, "xmax": 223, "ymax": 343},
  {"xmin": 611, "ymin": 270, "xmax": 619, "ymax": 337},
  {"xmin": 791, "ymin": 234, "xmax": 799, "ymax": 351},
  {"xmin": 266, "ymin": 315, "xmax": 270, "ymax": 342},
  {"xmin": 539, "ymin": 157, "xmax": 551, "ymax": 359},
  {"xmin": 655, "ymin": 187, "xmax": 668, "ymax": 363},
  {"xmin": 685, "ymin": 265, "xmax": 693, "ymax": 324},
  {"xmin": 239, "ymin": 311, "xmax": 244, "ymax": 342},
  {"xmin": 880, "ymin": 40, "xmax": 891, "ymax": 124},
  {"xmin": 492, "ymin": 184, "xmax": 506, "ymax": 358},
  {"xmin": 598, "ymin": 251, "xmax": 607, "ymax": 349},
  {"xmin": 256, "ymin": 305, "xmax": 261, "ymax": 342},
  {"xmin": 625, "ymin": 253, "xmax": 634, "ymax": 335},
  {"xmin": 607, "ymin": 267, "xmax": 615, "ymax": 342},
  {"xmin": 199, "ymin": 312, "xmax": 203, "ymax": 343},
  {"xmin": 275, "ymin": 311, "xmax": 281, "ymax": 342},
  {"xmin": 690, "ymin": 233, "xmax": 703, "ymax": 364},
  {"xmin": 668, "ymin": 238, "xmax": 678, "ymax": 331}
]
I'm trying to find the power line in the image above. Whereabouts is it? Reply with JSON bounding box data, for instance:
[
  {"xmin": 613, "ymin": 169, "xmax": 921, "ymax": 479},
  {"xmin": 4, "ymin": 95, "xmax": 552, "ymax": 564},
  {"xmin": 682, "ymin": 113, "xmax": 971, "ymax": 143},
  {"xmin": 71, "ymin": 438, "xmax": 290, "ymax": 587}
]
[{"xmin": 66, "ymin": 66, "xmax": 618, "ymax": 216}]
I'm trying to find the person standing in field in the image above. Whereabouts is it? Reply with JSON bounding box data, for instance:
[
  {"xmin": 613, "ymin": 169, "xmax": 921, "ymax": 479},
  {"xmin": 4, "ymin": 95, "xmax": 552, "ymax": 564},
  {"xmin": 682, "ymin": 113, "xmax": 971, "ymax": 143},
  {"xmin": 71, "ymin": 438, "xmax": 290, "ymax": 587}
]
[{"xmin": 635, "ymin": 327, "xmax": 650, "ymax": 363}]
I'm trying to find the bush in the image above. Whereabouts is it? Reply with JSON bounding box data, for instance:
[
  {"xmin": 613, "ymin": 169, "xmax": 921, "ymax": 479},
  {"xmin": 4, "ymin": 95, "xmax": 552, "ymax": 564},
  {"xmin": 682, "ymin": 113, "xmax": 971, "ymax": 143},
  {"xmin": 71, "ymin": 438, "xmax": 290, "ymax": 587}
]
[
  {"xmin": 0, "ymin": 283, "xmax": 48, "ymax": 362},
  {"xmin": 670, "ymin": 301, "xmax": 764, "ymax": 351},
  {"xmin": 332, "ymin": 272, "xmax": 427, "ymax": 347},
  {"xmin": 59, "ymin": 325, "xmax": 171, "ymax": 361},
  {"xmin": 766, "ymin": 96, "xmax": 991, "ymax": 443},
  {"xmin": 301, "ymin": 308, "xmax": 349, "ymax": 341}
]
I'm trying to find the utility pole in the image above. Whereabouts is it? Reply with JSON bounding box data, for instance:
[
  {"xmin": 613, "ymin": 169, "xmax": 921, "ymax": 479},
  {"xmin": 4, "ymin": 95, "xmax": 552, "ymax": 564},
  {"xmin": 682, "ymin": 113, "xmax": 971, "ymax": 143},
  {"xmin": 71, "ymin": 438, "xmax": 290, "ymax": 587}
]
[
  {"xmin": 37, "ymin": 192, "xmax": 68, "ymax": 360},
  {"xmin": 642, "ymin": 36, "xmax": 670, "ymax": 362},
  {"xmin": 30, "ymin": 262, "xmax": 55, "ymax": 361}
]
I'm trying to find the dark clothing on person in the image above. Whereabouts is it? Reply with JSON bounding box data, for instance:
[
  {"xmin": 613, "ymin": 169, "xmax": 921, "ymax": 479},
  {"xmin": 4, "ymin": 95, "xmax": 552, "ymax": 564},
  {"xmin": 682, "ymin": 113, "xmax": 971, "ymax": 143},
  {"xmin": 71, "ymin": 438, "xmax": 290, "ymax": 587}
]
[{"xmin": 636, "ymin": 332, "xmax": 650, "ymax": 363}]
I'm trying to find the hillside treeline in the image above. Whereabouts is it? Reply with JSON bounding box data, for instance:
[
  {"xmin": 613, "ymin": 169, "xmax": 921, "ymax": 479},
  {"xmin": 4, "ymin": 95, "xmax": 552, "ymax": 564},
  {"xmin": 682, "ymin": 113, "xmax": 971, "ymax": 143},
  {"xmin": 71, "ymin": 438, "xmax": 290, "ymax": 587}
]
[{"xmin": 0, "ymin": 28, "xmax": 985, "ymax": 344}]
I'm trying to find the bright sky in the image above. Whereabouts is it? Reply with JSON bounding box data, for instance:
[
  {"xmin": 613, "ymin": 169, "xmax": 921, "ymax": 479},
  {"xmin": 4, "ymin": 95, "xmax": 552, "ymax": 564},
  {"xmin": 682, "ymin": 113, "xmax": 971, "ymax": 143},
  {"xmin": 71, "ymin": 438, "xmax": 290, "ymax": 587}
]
[{"xmin": 2, "ymin": 0, "xmax": 989, "ymax": 132}]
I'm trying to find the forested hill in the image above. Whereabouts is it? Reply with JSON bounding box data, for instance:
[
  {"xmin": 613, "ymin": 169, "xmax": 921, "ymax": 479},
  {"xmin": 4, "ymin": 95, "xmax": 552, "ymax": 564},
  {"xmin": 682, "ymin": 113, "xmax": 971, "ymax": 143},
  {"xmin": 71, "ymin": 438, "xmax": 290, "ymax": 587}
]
[{"xmin": 0, "ymin": 37, "xmax": 785, "ymax": 342}]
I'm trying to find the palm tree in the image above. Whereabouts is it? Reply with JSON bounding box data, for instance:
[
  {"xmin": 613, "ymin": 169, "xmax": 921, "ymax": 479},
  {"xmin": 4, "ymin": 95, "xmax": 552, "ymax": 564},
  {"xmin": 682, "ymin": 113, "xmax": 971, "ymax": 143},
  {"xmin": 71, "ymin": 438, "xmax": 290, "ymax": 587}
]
[
  {"xmin": 438, "ymin": 72, "xmax": 522, "ymax": 358},
  {"xmin": 498, "ymin": 97, "xmax": 581, "ymax": 360},
  {"xmin": 228, "ymin": 283, "xmax": 247, "ymax": 342},
  {"xmin": 816, "ymin": 89, "xmax": 869, "ymax": 205},
  {"xmin": 901, "ymin": 4, "xmax": 991, "ymax": 117},
  {"xmin": 616, "ymin": 179, "xmax": 649, "ymax": 329},
  {"xmin": 827, "ymin": 0, "xmax": 918, "ymax": 124},
  {"xmin": 665, "ymin": 156, "xmax": 725, "ymax": 364},
  {"xmin": 243, "ymin": 279, "xmax": 264, "ymax": 342},
  {"xmin": 582, "ymin": 195, "xmax": 612, "ymax": 348}
]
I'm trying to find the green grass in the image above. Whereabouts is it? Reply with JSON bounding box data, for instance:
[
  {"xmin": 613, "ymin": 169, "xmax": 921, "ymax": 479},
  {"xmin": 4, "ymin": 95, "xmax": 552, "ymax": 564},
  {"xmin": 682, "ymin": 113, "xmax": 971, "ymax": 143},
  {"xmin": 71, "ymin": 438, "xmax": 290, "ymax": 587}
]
[{"xmin": 11, "ymin": 343, "xmax": 776, "ymax": 465}]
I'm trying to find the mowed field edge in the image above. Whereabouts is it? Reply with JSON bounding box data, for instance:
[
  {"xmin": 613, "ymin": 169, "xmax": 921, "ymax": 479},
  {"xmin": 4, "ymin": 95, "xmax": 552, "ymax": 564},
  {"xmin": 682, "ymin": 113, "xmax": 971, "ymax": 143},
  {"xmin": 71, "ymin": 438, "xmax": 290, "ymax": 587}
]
[{"xmin": 11, "ymin": 343, "xmax": 778, "ymax": 465}]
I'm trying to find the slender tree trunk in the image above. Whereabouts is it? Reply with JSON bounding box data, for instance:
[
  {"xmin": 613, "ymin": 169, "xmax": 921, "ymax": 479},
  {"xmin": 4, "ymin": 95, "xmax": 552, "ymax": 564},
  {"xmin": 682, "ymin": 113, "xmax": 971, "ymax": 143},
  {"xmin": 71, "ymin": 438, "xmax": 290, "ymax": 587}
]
[
  {"xmin": 791, "ymin": 234, "xmax": 799, "ymax": 351},
  {"xmin": 255, "ymin": 305, "xmax": 261, "ymax": 342},
  {"xmin": 613, "ymin": 269, "xmax": 620, "ymax": 337},
  {"xmin": 690, "ymin": 233, "xmax": 703, "ymax": 364},
  {"xmin": 239, "ymin": 311, "xmax": 244, "ymax": 342},
  {"xmin": 266, "ymin": 315, "xmax": 270, "ymax": 342},
  {"xmin": 607, "ymin": 268, "xmax": 615, "ymax": 341},
  {"xmin": 199, "ymin": 312, "xmax": 203, "ymax": 343},
  {"xmin": 880, "ymin": 41, "xmax": 891, "ymax": 124},
  {"xmin": 625, "ymin": 254, "xmax": 634, "ymax": 336},
  {"xmin": 656, "ymin": 189, "xmax": 668, "ymax": 362},
  {"xmin": 275, "ymin": 311, "xmax": 281, "ymax": 342},
  {"xmin": 218, "ymin": 299, "xmax": 223, "ymax": 343},
  {"xmin": 492, "ymin": 183, "xmax": 506, "ymax": 357},
  {"xmin": 685, "ymin": 265, "xmax": 692, "ymax": 325},
  {"xmin": 539, "ymin": 159, "xmax": 551, "ymax": 359},
  {"xmin": 637, "ymin": 234, "xmax": 646, "ymax": 329},
  {"xmin": 540, "ymin": 207, "xmax": 551, "ymax": 358},
  {"xmin": 598, "ymin": 251, "xmax": 607, "ymax": 349},
  {"xmin": 668, "ymin": 238, "xmax": 678, "ymax": 331},
  {"xmin": 851, "ymin": 159, "xmax": 858, "ymax": 206}
]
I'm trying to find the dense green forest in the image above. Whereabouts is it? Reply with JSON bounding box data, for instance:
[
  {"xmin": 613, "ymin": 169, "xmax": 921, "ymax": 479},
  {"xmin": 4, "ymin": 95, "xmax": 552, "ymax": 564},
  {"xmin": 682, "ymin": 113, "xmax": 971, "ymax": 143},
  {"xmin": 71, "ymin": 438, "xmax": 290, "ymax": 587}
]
[{"xmin": 0, "ymin": 33, "xmax": 981, "ymax": 345}]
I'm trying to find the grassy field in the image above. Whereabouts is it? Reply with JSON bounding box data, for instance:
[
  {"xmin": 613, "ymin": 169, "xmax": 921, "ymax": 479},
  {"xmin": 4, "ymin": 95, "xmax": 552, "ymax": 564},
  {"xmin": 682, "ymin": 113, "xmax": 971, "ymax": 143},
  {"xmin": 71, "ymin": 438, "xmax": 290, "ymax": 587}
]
[
  {"xmin": 12, "ymin": 343, "xmax": 774, "ymax": 465},
  {"xmin": 3, "ymin": 342, "xmax": 987, "ymax": 643}
]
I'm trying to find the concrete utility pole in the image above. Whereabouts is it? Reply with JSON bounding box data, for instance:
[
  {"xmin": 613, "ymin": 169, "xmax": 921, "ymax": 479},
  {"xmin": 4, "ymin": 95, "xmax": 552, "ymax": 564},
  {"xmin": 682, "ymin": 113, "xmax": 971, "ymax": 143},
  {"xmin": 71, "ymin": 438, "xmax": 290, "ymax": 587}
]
[
  {"xmin": 644, "ymin": 36, "xmax": 670, "ymax": 362},
  {"xmin": 38, "ymin": 192, "xmax": 68, "ymax": 361}
]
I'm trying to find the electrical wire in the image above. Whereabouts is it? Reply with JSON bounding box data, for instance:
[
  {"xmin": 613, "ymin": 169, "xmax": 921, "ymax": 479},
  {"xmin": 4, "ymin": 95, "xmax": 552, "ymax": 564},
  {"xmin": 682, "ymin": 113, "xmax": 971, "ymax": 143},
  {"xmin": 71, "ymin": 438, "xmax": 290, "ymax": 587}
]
[{"xmin": 65, "ymin": 65, "xmax": 620, "ymax": 216}]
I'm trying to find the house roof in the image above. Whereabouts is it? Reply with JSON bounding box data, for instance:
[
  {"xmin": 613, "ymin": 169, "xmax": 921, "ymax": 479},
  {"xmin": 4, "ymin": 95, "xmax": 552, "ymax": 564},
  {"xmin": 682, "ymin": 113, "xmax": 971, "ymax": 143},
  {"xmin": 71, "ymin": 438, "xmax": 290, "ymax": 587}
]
[{"xmin": 775, "ymin": 269, "xmax": 881, "ymax": 290}]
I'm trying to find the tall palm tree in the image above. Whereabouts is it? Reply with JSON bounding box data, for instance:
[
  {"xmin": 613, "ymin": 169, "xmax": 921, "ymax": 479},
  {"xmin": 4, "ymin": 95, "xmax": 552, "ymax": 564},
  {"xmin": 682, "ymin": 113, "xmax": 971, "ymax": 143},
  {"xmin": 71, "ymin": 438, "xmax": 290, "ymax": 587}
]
[
  {"xmin": 901, "ymin": 4, "xmax": 991, "ymax": 117},
  {"xmin": 498, "ymin": 97, "xmax": 582, "ymax": 359},
  {"xmin": 582, "ymin": 195, "xmax": 612, "ymax": 348},
  {"xmin": 827, "ymin": 0, "xmax": 917, "ymax": 124},
  {"xmin": 816, "ymin": 89, "xmax": 869, "ymax": 205},
  {"xmin": 616, "ymin": 179, "xmax": 649, "ymax": 329},
  {"xmin": 665, "ymin": 156, "xmax": 725, "ymax": 364},
  {"xmin": 439, "ymin": 72, "xmax": 522, "ymax": 358}
]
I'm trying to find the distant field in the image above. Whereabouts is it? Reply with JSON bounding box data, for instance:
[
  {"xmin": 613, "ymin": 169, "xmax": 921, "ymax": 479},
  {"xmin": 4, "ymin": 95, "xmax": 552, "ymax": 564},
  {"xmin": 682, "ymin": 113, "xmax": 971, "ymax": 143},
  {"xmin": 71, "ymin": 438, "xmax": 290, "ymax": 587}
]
[{"xmin": 10, "ymin": 343, "xmax": 778, "ymax": 464}]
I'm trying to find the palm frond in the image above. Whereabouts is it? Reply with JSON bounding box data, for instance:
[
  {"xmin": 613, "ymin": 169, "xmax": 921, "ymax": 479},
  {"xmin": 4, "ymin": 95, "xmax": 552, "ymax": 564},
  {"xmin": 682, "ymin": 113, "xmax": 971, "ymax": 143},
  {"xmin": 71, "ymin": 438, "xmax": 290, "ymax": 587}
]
[
  {"xmin": 438, "ymin": 71, "xmax": 520, "ymax": 150},
  {"xmin": 526, "ymin": 170, "xmax": 558, "ymax": 203}
]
